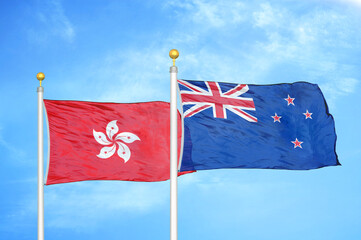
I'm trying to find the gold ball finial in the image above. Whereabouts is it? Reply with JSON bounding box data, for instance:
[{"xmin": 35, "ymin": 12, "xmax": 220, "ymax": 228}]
[
  {"xmin": 37, "ymin": 72, "xmax": 45, "ymax": 81},
  {"xmin": 37, "ymin": 72, "xmax": 45, "ymax": 86},
  {"xmin": 169, "ymin": 49, "xmax": 179, "ymax": 66},
  {"xmin": 169, "ymin": 49, "xmax": 179, "ymax": 59}
]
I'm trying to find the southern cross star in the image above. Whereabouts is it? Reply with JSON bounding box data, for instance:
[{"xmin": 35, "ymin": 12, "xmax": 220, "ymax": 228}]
[
  {"xmin": 291, "ymin": 138, "xmax": 303, "ymax": 148},
  {"xmin": 271, "ymin": 113, "xmax": 282, "ymax": 123},
  {"xmin": 284, "ymin": 95, "xmax": 295, "ymax": 106},
  {"xmin": 303, "ymin": 110, "xmax": 313, "ymax": 119}
]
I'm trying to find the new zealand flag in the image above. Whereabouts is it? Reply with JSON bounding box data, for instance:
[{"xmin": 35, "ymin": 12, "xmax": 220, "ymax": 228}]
[{"xmin": 178, "ymin": 79, "xmax": 339, "ymax": 172}]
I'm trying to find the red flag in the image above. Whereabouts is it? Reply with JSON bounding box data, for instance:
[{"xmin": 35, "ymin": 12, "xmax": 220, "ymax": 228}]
[{"xmin": 44, "ymin": 100, "xmax": 188, "ymax": 185}]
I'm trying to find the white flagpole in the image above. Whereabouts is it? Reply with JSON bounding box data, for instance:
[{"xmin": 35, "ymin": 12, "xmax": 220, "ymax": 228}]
[
  {"xmin": 169, "ymin": 49, "xmax": 179, "ymax": 240},
  {"xmin": 37, "ymin": 72, "xmax": 45, "ymax": 240}
]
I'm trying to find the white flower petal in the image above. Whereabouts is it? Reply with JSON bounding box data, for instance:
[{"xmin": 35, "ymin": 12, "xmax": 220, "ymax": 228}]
[
  {"xmin": 97, "ymin": 144, "xmax": 116, "ymax": 159},
  {"xmin": 117, "ymin": 142, "xmax": 131, "ymax": 163},
  {"xmin": 106, "ymin": 120, "xmax": 119, "ymax": 141},
  {"xmin": 115, "ymin": 132, "xmax": 140, "ymax": 143},
  {"xmin": 93, "ymin": 130, "xmax": 112, "ymax": 145}
]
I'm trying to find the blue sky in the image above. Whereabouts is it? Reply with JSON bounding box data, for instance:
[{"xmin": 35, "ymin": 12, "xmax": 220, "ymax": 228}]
[{"xmin": 1, "ymin": 0, "xmax": 361, "ymax": 239}]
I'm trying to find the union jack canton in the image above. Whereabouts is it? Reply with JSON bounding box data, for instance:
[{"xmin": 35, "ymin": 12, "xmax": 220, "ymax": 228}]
[{"xmin": 178, "ymin": 79, "xmax": 257, "ymax": 122}]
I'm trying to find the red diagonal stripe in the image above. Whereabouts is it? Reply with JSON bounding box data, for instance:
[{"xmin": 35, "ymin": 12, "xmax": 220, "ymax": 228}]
[
  {"xmin": 178, "ymin": 80, "xmax": 204, "ymax": 93},
  {"xmin": 224, "ymin": 84, "xmax": 247, "ymax": 96},
  {"xmin": 185, "ymin": 104, "xmax": 212, "ymax": 118},
  {"xmin": 232, "ymin": 108, "xmax": 258, "ymax": 122}
]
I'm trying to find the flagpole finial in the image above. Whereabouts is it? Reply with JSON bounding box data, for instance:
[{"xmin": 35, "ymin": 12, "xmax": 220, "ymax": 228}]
[
  {"xmin": 37, "ymin": 72, "xmax": 45, "ymax": 87},
  {"xmin": 169, "ymin": 49, "xmax": 179, "ymax": 66}
]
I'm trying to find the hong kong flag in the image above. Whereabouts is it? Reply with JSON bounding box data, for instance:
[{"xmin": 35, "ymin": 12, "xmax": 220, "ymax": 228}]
[{"xmin": 44, "ymin": 100, "xmax": 187, "ymax": 185}]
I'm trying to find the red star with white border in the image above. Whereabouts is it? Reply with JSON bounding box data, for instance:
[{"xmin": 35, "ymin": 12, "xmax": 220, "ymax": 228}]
[
  {"xmin": 303, "ymin": 110, "xmax": 312, "ymax": 119},
  {"xmin": 284, "ymin": 95, "xmax": 295, "ymax": 106},
  {"xmin": 271, "ymin": 113, "xmax": 282, "ymax": 122},
  {"xmin": 291, "ymin": 138, "xmax": 303, "ymax": 148}
]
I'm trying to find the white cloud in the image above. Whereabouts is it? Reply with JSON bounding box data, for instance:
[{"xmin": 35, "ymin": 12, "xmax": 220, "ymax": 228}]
[
  {"xmin": 163, "ymin": 1, "xmax": 359, "ymax": 87},
  {"xmin": 29, "ymin": 0, "xmax": 75, "ymax": 43},
  {"xmin": 247, "ymin": 2, "xmax": 361, "ymax": 102},
  {"xmin": 50, "ymin": 1, "xmax": 360, "ymax": 110},
  {"xmin": 165, "ymin": 0, "xmax": 246, "ymax": 28},
  {"xmin": 3, "ymin": 180, "xmax": 168, "ymax": 231},
  {"xmin": 0, "ymin": 127, "xmax": 26, "ymax": 160},
  {"xmin": 87, "ymin": 48, "xmax": 172, "ymax": 103},
  {"xmin": 253, "ymin": 2, "xmax": 283, "ymax": 27},
  {"xmin": 320, "ymin": 77, "xmax": 358, "ymax": 108},
  {"xmin": 331, "ymin": 0, "xmax": 361, "ymax": 8},
  {"xmin": 178, "ymin": 170, "xmax": 294, "ymax": 209},
  {"xmin": 44, "ymin": 45, "xmax": 175, "ymax": 103},
  {"xmin": 44, "ymin": 181, "xmax": 168, "ymax": 229},
  {"xmin": 339, "ymin": 78, "xmax": 359, "ymax": 93}
]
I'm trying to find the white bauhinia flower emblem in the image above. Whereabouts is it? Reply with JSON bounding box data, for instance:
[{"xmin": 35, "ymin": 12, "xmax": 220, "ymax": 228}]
[{"xmin": 93, "ymin": 120, "xmax": 140, "ymax": 162}]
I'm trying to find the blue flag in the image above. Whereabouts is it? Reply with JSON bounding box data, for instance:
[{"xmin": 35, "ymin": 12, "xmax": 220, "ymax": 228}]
[{"xmin": 178, "ymin": 79, "xmax": 339, "ymax": 171}]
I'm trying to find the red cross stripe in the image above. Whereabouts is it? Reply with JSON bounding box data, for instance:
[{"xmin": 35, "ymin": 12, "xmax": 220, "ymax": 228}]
[{"xmin": 178, "ymin": 80, "xmax": 257, "ymax": 122}]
